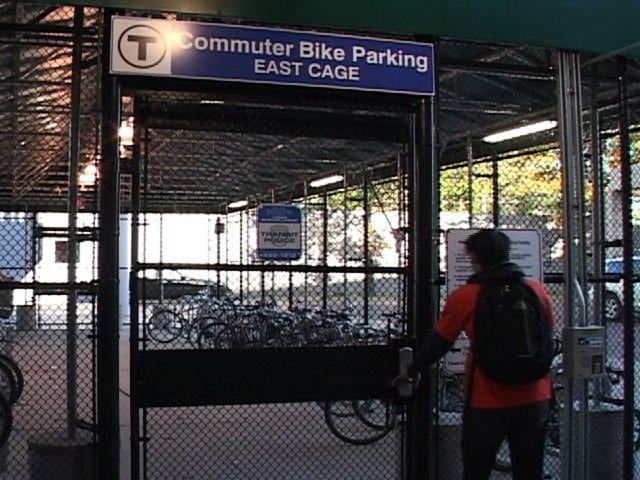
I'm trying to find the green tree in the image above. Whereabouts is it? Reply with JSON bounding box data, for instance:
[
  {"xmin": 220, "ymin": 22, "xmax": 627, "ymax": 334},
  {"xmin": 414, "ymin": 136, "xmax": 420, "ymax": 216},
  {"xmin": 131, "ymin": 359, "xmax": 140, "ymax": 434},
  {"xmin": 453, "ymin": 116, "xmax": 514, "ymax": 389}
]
[{"xmin": 440, "ymin": 150, "xmax": 563, "ymax": 225}]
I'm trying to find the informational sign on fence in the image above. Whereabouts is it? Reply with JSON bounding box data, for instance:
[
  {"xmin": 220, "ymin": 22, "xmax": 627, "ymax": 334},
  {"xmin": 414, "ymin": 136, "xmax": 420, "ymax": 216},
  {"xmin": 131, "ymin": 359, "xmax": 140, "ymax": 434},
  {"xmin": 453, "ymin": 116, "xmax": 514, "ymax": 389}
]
[
  {"xmin": 257, "ymin": 204, "xmax": 302, "ymax": 261},
  {"xmin": 110, "ymin": 16, "xmax": 435, "ymax": 96},
  {"xmin": 445, "ymin": 228, "xmax": 542, "ymax": 294},
  {"xmin": 444, "ymin": 335, "xmax": 470, "ymax": 375}
]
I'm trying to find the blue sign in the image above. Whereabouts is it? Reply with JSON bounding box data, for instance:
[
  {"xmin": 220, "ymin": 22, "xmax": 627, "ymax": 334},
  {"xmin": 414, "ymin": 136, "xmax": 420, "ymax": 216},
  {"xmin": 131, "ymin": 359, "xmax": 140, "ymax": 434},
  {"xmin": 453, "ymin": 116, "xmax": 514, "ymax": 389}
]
[
  {"xmin": 257, "ymin": 204, "xmax": 302, "ymax": 261},
  {"xmin": 111, "ymin": 17, "xmax": 435, "ymax": 96}
]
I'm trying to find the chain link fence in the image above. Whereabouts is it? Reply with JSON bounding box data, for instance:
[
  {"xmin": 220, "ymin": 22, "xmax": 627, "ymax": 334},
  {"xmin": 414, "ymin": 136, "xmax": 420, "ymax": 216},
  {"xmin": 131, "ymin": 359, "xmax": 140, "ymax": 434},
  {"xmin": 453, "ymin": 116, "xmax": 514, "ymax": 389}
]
[
  {"xmin": 0, "ymin": 3, "xmax": 101, "ymax": 480},
  {"xmin": 0, "ymin": 4, "xmax": 638, "ymax": 480},
  {"xmin": 130, "ymin": 89, "xmax": 411, "ymax": 479},
  {"xmin": 436, "ymin": 88, "xmax": 640, "ymax": 478}
]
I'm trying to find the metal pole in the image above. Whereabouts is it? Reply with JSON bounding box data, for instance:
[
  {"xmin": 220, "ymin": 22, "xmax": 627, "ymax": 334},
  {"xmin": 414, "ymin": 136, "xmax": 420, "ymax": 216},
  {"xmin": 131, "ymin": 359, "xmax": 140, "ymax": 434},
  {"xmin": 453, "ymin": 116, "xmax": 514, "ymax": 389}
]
[
  {"xmin": 492, "ymin": 157, "xmax": 500, "ymax": 227},
  {"xmin": 406, "ymin": 108, "xmax": 417, "ymax": 480},
  {"xmin": 129, "ymin": 99, "xmax": 142, "ymax": 480},
  {"xmin": 322, "ymin": 191, "xmax": 328, "ymax": 311},
  {"xmin": 396, "ymin": 153, "xmax": 405, "ymax": 318},
  {"xmin": 617, "ymin": 57, "xmax": 635, "ymax": 480},
  {"xmin": 216, "ymin": 217, "xmax": 222, "ymax": 298},
  {"xmin": 467, "ymin": 137, "xmax": 473, "ymax": 227},
  {"xmin": 590, "ymin": 73, "xmax": 604, "ymax": 326},
  {"xmin": 65, "ymin": 5, "xmax": 84, "ymax": 440},
  {"xmin": 557, "ymin": 50, "xmax": 588, "ymax": 480},
  {"xmin": 303, "ymin": 182, "xmax": 309, "ymax": 309},
  {"xmin": 363, "ymin": 176, "xmax": 370, "ymax": 323},
  {"xmin": 409, "ymin": 96, "xmax": 437, "ymax": 480},
  {"xmin": 239, "ymin": 209, "xmax": 244, "ymax": 301},
  {"xmin": 343, "ymin": 172, "xmax": 348, "ymax": 307},
  {"xmin": 98, "ymin": 9, "xmax": 121, "ymax": 479},
  {"xmin": 590, "ymin": 72, "xmax": 606, "ymax": 408}
]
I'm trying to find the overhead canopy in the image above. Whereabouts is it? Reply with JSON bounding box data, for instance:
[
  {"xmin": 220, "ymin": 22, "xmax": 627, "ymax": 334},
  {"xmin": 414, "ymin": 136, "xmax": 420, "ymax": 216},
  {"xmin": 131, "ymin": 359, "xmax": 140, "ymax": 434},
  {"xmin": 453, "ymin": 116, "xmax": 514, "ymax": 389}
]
[
  {"xmin": 0, "ymin": 3, "xmax": 638, "ymax": 214},
  {"xmin": 23, "ymin": 0, "xmax": 640, "ymax": 57}
]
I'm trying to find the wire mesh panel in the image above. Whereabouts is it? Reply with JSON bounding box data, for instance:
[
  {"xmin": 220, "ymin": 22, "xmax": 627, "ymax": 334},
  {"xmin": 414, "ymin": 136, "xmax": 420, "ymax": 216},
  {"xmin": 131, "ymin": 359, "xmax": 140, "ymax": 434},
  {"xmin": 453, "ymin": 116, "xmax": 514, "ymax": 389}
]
[
  {"xmin": 144, "ymin": 404, "xmax": 402, "ymax": 480},
  {"xmin": 0, "ymin": 4, "xmax": 100, "ymax": 480},
  {"xmin": 438, "ymin": 148, "xmax": 567, "ymax": 479},
  {"xmin": 436, "ymin": 62, "xmax": 640, "ymax": 478},
  {"xmin": 597, "ymin": 99, "xmax": 640, "ymax": 480},
  {"xmin": 130, "ymin": 88, "xmax": 411, "ymax": 480}
]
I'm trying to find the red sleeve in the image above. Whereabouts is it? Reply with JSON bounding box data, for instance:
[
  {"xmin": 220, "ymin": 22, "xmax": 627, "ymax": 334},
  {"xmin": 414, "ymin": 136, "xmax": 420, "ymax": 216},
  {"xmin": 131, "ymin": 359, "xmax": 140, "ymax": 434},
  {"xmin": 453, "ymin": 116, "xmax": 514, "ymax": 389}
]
[{"xmin": 434, "ymin": 284, "xmax": 481, "ymax": 342}]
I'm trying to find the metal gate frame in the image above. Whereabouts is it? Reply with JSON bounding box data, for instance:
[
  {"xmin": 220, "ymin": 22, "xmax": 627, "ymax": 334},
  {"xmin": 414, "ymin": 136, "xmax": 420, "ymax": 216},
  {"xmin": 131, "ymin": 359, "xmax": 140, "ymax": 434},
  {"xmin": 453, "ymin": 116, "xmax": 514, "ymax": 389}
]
[{"xmin": 112, "ymin": 83, "xmax": 436, "ymax": 480}]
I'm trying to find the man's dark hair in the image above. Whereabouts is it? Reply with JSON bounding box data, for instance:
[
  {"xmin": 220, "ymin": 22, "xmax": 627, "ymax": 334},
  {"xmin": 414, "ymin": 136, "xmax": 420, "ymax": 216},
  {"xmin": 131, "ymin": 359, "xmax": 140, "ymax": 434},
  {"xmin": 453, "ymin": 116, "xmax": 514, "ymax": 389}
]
[{"xmin": 464, "ymin": 229, "xmax": 510, "ymax": 268}]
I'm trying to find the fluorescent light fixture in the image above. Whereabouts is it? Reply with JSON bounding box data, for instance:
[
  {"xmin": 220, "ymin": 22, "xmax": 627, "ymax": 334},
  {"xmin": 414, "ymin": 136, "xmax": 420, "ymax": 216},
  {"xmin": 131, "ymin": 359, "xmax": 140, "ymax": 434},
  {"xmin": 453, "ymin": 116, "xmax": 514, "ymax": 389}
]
[
  {"xmin": 482, "ymin": 120, "xmax": 557, "ymax": 144},
  {"xmin": 309, "ymin": 174, "xmax": 344, "ymax": 188},
  {"xmin": 228, "ymin": 200, "xmax": 248, "ymax": 209}
]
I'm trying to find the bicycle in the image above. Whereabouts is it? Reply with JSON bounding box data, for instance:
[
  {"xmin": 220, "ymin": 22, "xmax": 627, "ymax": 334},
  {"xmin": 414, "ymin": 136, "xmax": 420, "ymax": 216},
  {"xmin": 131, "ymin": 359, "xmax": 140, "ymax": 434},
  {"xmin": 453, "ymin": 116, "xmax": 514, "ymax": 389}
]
[
  {"xmin": 0, "ymin": 332, "xmax": 23, "ymax": 450},
  {"xmin": 323, "ymin": 398, "xmax": 402, "ymax": 445},
  {"xmin": 146, "ymin": 295, "xmax": 236, "ymax": 345}
]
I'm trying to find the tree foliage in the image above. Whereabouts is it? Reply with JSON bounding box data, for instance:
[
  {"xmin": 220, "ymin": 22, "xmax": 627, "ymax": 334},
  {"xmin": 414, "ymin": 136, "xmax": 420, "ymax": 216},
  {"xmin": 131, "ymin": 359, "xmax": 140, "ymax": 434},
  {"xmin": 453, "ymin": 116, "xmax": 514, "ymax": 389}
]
[{"xmin": 440, "ymin": 150, "xmax": 563, "ymax": 225}]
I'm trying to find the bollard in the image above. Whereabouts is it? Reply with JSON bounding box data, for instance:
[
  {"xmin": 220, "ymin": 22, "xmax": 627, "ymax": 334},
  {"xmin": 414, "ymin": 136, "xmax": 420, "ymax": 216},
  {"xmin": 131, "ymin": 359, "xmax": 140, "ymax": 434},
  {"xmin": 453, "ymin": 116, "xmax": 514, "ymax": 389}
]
[{"xmin": 28, "ymin": 431, "xmax": 94, "ymax": 480}]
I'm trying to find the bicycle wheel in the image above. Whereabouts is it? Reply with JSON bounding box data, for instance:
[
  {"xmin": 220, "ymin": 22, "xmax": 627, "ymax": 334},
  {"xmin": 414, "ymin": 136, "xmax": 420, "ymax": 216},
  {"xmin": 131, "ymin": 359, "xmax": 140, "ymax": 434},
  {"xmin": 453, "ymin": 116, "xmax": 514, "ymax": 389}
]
[
  {"xmin": 323, "ymin": 400, "xmax": 396, "ymax": 445},
  {"xmin": 0, "ymin": 392, "xmax": 12, "ymax": 449},
  {"xmin": 146, "ymin": 308, "xmax": 183, "ymax": 343},
  {"xmin": 354, "ymin": 399, "xmax": 397, "ymax": 431},
  {"xmin": 214, "ymin": 326, "xmax": 247, "ymax": 349},
  {"xmin": 188, "ymin": 315, "xmax": 226, "ymax": 347},
  {"xmin": 0, "ymin": 353, "xmax": 23, "ymax": 403},
  {"xmin": 0, "ymin": 359, "xmax": 18, "ymax": 405},
  {"xmin": 196, "ymin": 322, "xmax": 229, "ymax": 349},
  {"xmin": 493, "ymin": 440, "xmax": 511, "ymax": 472}
]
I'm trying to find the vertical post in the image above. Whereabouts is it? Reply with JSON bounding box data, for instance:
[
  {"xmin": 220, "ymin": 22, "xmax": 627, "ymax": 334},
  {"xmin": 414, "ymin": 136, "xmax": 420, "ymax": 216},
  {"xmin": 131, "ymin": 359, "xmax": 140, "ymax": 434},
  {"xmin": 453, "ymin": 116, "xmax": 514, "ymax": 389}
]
[
  {"xmin": 590, "ymin": 73, "xmax": 604, "ymax": 327},
  {"xmin": 118, "ymin": 214, "xmax": 131, "ymax": 326},
  {"xmin": 617, "ymin": 57, "xmax": 635, "ymax": 480},
  {"xmin": 589, "ymin": 75, "xmax": 606, "ymax": 415},
  {"xmin": 239, "ymin": 209, "xmax": 244, "ymax": 301},
  {"xmin": 342, "ymin": 172, "xmax": 348, "ymax": 307},
  {"xmin": 467, "ymin": 136, "xmax": 473, "ymax": 227},
  {"xmin": 303, "ymin": 182, "xmax": 309, "ymax": 308},
  {"xmin": 158, "ymin": 213, "xmax": 164, "ymax": 302},
  {"xmin": 408, "ymin": 96, "xmax": 436, "ymax": 480},
  {"xmin": 363, "ymin": 176, "xmax": 370, "ymax": 323},
  {"xmin": 557, "ymin": 50, "xmax": 588, "ymax": 480},
  {"xmin": 492, "ymin": 157, "xmax": 500, "ymax": 227},
  {"xmin": 397, "ymin": 153, "xmax": 406, "ymax": 316},
  {"xmin": 215, "ymin": 217, "xmax": 223, "ymax": 298},
  {"xmin": 322, "ymin": 191, "xmax": 328, "ymax": 310},
  {"xmin": 98, "ymin": 10, "xmax": 121, "ymax": 480},
  {"xmin": 224, "ymin": 207, "xmax": 229, "ymax": 289},
  {"xmin": 66, "ymin": 5, "xmax": 84, "ymax": 440},
  {"xmin": 129, "ymin": 100, "xmax": 142, "ymax": 480}
]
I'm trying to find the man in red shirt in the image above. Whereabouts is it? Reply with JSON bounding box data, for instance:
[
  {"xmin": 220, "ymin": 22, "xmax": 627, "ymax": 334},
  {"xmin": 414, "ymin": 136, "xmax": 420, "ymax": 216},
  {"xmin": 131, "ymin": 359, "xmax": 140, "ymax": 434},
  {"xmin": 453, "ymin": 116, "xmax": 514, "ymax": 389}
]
[{"xmin": 395, "ymin": 229, "xmax": 555, "ymax": 480}]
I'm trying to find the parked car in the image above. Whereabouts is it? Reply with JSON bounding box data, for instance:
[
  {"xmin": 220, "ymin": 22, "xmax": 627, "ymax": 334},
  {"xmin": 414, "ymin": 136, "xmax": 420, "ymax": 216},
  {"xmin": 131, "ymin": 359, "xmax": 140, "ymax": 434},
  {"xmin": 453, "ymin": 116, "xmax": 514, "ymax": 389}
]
[
  {"xmin": 602, "ymin": 257, "xmax": 640, "ymax": 322},
  {"xmin": 137, "ymin": 270, "xmax": 232, "ymax": 300}
]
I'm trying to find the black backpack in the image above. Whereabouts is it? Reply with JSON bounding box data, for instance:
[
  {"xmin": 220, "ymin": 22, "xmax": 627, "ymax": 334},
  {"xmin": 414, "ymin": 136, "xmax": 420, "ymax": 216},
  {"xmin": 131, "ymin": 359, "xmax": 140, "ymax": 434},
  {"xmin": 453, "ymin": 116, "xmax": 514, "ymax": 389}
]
[{"xmin": 473, "ymin": 280, "xmax": 554, "ymax": 384}]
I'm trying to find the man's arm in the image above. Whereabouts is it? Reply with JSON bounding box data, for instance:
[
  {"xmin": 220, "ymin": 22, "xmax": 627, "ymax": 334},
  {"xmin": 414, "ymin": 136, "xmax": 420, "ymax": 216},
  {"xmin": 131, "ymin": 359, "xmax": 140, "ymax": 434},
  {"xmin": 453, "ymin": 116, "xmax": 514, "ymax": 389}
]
[
  {"xmin": 391, "ymin": 285, "xmax": 476, "ymax": 387},
  {"xmin": 407, "ymin": 331, "xmax": 453, "ymax": 376}
]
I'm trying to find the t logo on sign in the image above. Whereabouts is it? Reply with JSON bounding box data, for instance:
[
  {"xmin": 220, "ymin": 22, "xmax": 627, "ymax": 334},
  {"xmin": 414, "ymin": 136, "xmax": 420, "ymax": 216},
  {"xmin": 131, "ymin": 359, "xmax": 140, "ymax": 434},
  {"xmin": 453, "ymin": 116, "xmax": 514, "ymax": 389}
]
[{"xmin": 117, "ymin": 25, "xmax": 167, "ymax": 69}]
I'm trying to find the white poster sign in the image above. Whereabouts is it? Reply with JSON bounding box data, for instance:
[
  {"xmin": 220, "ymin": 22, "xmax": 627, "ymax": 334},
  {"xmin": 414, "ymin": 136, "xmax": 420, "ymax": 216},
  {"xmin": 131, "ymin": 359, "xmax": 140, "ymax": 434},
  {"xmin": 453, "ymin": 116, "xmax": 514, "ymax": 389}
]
[{"xmin": 445, "ymin": 228, "xmax": 542, "ymax": 294}]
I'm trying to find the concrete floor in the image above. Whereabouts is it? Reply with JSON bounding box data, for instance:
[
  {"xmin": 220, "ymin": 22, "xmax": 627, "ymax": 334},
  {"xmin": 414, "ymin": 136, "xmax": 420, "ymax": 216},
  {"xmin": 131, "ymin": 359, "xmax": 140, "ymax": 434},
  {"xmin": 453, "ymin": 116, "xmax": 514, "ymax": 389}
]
[{"xmin": 0, "ymin": 324, "xmax": 635, "ymax": 480}]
